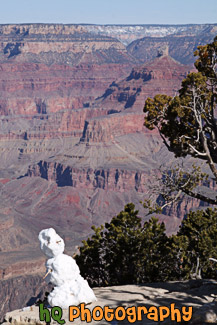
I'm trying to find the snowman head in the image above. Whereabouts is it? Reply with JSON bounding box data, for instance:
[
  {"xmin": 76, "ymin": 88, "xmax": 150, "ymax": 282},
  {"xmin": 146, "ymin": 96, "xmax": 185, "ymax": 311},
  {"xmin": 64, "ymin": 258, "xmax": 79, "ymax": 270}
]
[{"xmin": 38, "ymin": 228, "xmax": 65, "ymax": 258}]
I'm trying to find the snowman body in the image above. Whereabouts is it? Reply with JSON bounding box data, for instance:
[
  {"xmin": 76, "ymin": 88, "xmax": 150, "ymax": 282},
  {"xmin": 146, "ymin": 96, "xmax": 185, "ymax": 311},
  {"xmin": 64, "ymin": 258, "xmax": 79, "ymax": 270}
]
[{"xmin": 38, "ymin": 228, "xmax": 97, "ymax": 308}]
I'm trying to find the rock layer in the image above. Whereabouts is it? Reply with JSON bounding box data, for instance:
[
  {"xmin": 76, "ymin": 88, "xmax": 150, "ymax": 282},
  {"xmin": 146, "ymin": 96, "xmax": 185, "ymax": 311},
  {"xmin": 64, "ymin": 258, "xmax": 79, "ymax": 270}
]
[
  {"xmin": 93, "ymin": 54, "xmax": 192, "ymax": 112},
  {"xmin": 127, "ymin": 25, "xmax": 217, "ymax": 64},
  {"xmin": 0, "ymin": 24, "xmax": 135, "ymax": 115},
  {"xmin": 0, "ymin": 275, "xmax": 52, "ymax": 323}
]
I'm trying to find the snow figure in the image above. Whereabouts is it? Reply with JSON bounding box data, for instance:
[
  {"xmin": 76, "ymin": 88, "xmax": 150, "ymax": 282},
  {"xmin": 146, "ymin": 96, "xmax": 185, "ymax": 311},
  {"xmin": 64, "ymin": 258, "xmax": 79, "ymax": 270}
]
[{"xmin": 38, "ymin": 228, "xmax": 97, "ymax": 309}]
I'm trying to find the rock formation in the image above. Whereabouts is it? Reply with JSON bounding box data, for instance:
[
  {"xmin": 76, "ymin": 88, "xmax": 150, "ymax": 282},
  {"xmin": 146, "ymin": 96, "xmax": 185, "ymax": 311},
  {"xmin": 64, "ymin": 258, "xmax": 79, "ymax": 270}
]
[
  {"xmin": 0, "ymin": 24, "xmax": 135, "ymax": 115},
  {"xmin": 0, "ymin": 275, "xmax": 52, "ymax": 323},
  {"xmin": 93, "ymin": 54, "xmax": 192, "ymax": 112},
  {"xmin": 86, "ymin": 23, "xmax": 217, "ymax": 46},
  {"xmin": 127, "ymin": 25, "xmax": 217, "ymax": 64}
]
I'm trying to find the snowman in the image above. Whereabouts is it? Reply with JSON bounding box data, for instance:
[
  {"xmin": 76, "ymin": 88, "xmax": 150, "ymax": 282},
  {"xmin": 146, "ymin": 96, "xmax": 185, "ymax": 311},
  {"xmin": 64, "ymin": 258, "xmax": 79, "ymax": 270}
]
[{"xmin": 38, "ymin": 228, "xmax": 97, "ymax": 309}]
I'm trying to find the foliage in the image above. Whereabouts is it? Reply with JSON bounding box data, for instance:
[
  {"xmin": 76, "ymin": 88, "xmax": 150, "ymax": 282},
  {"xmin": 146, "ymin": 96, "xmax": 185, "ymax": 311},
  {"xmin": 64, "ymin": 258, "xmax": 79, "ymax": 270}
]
[
  {"xmin": 176, "ymin": 208, "xmax": 217, "ymax": 279},
  {"xmin": 102, "ymin": 203, "xmax": 144, "ymax": 285},
  {"xmin": 76, "ymin": 205, "xmax": 217, "ymax": 286},
  {"xmin": 76, "ymin": 204, "xmax": 170, "ymax": 286},
  {"xmin": 143, "ymin": 36, "xmax": 217, "ymax": 208},
  {"xmin": 75, "ymin": 224, "xmax": 105, "ymax": 287}
]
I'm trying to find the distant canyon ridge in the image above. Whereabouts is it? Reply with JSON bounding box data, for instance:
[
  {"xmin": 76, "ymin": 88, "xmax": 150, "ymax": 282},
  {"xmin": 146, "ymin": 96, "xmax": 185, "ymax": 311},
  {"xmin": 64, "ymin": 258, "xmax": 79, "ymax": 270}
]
[{"xmin": 0, "ymin": 23, "xmax": 216, "ymax": 320}]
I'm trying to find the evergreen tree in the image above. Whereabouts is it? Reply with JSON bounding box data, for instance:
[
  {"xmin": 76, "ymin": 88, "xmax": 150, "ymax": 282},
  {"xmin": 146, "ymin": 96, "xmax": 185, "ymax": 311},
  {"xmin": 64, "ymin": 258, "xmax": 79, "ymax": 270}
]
[
  {"xmin": 139, "ymin": 217, "xmax": 169, "ymax": 282},
  {"xmin": 103, "ymin": 203, "xmax": 143, "ymax": 285},
  {"xmin": 176, "ymin": 208, "xmax": 217, "ymax": 279},
  {"xmin": 76, "ymin": 204, "xmax": 169, "ymax": 286},
  {"xmin": 143, "ymin": 36, "xmax": 217, "ymax": 209},
  {"xmin": 75, "ymin": 224, "xmax": 105, "ymax": 287},
  {"xmin": 75, "ymin": 206, "xmax": 217, "ymax": 285}
]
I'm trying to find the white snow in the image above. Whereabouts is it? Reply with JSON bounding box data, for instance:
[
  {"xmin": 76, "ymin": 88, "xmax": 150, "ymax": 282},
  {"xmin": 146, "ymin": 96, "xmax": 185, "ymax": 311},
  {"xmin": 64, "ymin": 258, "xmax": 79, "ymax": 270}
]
[
  {"xmin": 38, "ymin": 228, "xmax": 64, "ymax": 258},
  {"xmin": 45, "ymin": 254, "xmax": 80, "ymax": 286},
  {"xmin": 85, "ymin": 25, "xmax": 191, "ymax": 45},
  {"xmin": 38, "ymin": 228, "xmax": 97, "ymax": 309},
  {"xmin": 22, "ymin": 307, "xmax": 31, "ymax": 311}
]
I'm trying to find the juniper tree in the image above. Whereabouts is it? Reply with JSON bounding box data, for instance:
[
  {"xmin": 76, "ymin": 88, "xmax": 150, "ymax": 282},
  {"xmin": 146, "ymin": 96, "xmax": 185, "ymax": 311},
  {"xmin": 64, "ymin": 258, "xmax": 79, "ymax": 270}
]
[
  {"xmin": 76, "ymin": 204, "xmax": 170, "ymax": 286},
  {"xmin": 143, "ymin": 36, "xmax": 217, "ymax": 210},
  {"xmin": 75, "ymin": 206, "xmax": 217, "ymax": 285},
  {"xmin": 163, "ymin": 208, "xmax": 217, "ymax": 280},
  {"xmin": 176, "ymin": 208, "xmax": 217, "ymax": 279},
  {"xmin": 75, "ymin": 224, "xmax": 105, "ymax": 287}
]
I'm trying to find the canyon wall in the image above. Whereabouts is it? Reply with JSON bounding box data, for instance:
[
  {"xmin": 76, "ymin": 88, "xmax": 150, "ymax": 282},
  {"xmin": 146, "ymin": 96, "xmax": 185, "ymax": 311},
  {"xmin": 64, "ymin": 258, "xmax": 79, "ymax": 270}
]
[
  {"xmin": 0, "ymin": 24, "xmax": 135, "ymax": 115},
  {"xmin": 92, "ymin": 54, "xmax": 192, "ymax": 113},
  {"xmin": 0, "ymin": 275, "xmax": 52, "ymax": 323},
  {"xmin": 127, "ymin": 25, "xmax": 217, "ymax": 64}
]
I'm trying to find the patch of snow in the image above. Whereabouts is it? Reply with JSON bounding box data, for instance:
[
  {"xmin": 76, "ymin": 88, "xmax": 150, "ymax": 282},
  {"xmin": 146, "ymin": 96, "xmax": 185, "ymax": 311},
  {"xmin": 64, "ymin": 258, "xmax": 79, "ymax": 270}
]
[
  {"xmin": 85, "ymin": 25, "xmax": 191, "ymax": 45},
  {"xmin": 22, "ymin": 306, "xmax": 31, "ymax": 311}
]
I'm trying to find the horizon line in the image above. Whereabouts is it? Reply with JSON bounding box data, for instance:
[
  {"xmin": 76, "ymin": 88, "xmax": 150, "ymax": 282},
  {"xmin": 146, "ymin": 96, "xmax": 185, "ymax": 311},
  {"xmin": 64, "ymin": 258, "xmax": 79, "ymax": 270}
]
[{"xmin": 0, "ymin": 22, "xmax": 217, "ymax": 26}]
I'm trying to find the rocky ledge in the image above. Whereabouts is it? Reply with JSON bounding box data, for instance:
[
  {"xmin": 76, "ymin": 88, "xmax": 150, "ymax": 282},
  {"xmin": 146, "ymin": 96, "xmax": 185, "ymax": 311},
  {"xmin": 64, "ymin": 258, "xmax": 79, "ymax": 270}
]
[{"xmin": 3, "ymin": 280, "xmax": 217, "ymax": 324}]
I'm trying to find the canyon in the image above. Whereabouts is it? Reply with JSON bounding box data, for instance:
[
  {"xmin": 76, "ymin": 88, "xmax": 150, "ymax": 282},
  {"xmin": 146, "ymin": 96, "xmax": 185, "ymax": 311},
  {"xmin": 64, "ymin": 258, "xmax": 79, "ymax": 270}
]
[
  {"xmin": 127, "ymin": 24, "xmax": 217, "ymax": 64},
  {"xmin": 0, "ymin": 23, "xmax": 215, "ymax": 320}
]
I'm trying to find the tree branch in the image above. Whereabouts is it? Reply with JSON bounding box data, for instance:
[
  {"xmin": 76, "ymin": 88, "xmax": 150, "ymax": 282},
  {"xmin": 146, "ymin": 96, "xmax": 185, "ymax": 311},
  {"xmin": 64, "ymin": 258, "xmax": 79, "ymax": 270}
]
[
  {"xmin": 182, "ymin": 187, "xmax": 217, "ymax": 205},
  {"xmin": 188, "ymin": 143, "xmax": 207, "ymax": 157}
]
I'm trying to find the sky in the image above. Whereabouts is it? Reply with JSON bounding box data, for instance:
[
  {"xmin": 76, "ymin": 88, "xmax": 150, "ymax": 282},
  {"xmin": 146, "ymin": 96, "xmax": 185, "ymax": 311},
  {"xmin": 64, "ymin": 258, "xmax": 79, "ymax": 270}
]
[{"xmin": 0, "ymin": 0, "xmax": 216, "ymax": 25}]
